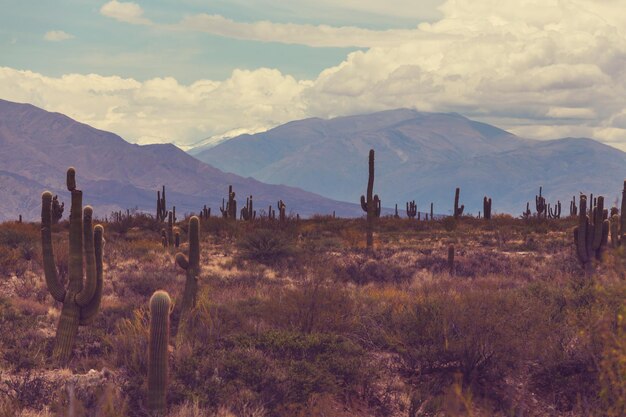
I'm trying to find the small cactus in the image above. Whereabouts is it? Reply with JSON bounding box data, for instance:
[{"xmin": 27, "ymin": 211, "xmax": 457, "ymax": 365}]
[
  {"xmin": 175, "ymin": 216, "xmax": 200, "ymax": 315},
  {"xmin": 241, "ymin": 195, "xmax": 256, "ymax": 221},
  {"xmin": 522, "ymin": 202, "xmax": 531, "ymax": 219},
  {"xmin": 570, "ymin": 196, "xmax": 578, "ymax": 217},
  {"xmin": 220, "ymin": 185, "xmax": 237, "ymax": 220},
  {"xmin": 51, "ymin": 195, "xmax": 64, "ymax": 224},
  {"xmin": 453, "ymin": 188, "xmax": 464, "ymax": 219},
  {"xmin": 167, "ymin": 211, "xmax": 173, "ymax": 246},
  {"xmin": 148, "ymin": 290, "xmax": 171, "ymax": 414},
  {"xmin": 430, "ymin": 202, "xmax": 433, "ymax": 221},
  {"xmin": 42, "ymin": 168, "xmax": 104, "ymax": 363},
  {"xmin": 548, "ymin": 201, "xmax": 561, "ymax": 219}
]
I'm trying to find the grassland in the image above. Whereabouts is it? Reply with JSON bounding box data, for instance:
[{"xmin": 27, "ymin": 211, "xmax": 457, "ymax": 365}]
[{"xmin": 0, "ymin": 214, "xmax": 624, "ymax": 416}]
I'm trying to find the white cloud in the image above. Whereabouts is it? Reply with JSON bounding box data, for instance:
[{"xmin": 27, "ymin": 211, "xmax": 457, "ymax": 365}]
[
  {"xmin": 43, "ymin": 30, "xmax": 74, "ymax": 42},
  {"xmin": 4, "ymin": 0, "xmax": 626, "ymax": 151},
  {"xmin": 175, "ymin": 14, "xmax": 451, "ymax": 48},
  {"xmin": 100, "ymin": 0, "xmax": 150, "ymax": 25}
]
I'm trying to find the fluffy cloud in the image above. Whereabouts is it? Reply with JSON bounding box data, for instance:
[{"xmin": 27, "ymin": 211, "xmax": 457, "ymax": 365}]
[
  {"xmin": 100, "ymin": 0, "xmax": 150, "ymax": 25},
  {"xmin": 4, "ymin": 0, "xmax": 626, "ymax": 150},
  {"xmin": 0, "ymin": 67, "xmax": 309, "ymax": 147},
  {"xmin": 43, "ymin": 30, "xmax": 74, "ymax": 41}
]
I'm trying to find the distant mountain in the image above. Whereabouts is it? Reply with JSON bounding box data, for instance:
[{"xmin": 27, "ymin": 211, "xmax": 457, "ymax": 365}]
[
  {"xmin": 193, "ymin": 109, "xmax": 626, "ymax": 215},
  {"xmin": 0, "ymin": 99, "xmax": 362, "ymax": 222}
]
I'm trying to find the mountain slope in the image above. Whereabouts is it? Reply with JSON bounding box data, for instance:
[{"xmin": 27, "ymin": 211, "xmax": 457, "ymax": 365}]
[
  {"xmin": 0, "ymin": 99, "xmax": 361, "ymax": 221},
  {"xmin": 194, "ymin": 109, "xmax": 626, "ymax": 214}
]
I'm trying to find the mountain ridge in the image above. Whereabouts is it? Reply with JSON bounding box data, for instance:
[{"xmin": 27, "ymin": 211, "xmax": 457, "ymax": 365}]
[
  {"xmin": 193, "ymin": 108, "xmax": 626, "ymax": 214},
  {"xmin": 0, "ymin": 99, "xmax": 362, "ymax": 221}
]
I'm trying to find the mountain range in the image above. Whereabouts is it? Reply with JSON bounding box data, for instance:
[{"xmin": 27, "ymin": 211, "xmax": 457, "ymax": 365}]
[
  {"xmin": 192, "ymin": 109, "xmax": 626, "ymax": 215},
  {"xmin": 0, "ymin": 99, "xmax": 361, "ymax": 222}
]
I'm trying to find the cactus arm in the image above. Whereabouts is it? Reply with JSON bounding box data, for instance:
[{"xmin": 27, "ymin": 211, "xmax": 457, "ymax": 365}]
[
  {"xmin": 80, "ymin": 225, "xmax": 104, "ymax": 325},
  {"xmin": 41, "ymin": 191, "xmax": 66, "ymax": 302},
  {"xmin": 175, "ymin": 253, "xmax": 189, "ymax": 270},
  {"xmin": 75, "ymin": 207, "xmax": 97, "ymax": 307},
  {"xmin": 148, "ymin": 290, "xmax": 171, "ymax": 413}
]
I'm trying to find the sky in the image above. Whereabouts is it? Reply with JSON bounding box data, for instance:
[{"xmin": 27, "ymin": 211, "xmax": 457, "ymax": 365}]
[{"xmin": 1, "ymin": 0, "xmax": 626, "ymax": 150}]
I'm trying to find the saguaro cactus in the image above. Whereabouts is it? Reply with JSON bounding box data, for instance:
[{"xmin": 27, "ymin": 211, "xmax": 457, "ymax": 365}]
[
  {"xmin": 175, "ymin": 216, "xmax": 200, "ymax": 315},
  {"xmin": 522, "ymin": 202, "xmax": 531, "ymax": 219},
  {"xmin": 360, "ymin": 149, "xmax": 380, "ymax": 249},
  {"xmin": 430, "ymin": 202, "xmax": 434, "ymax": 221},
  {"xmin": 620, "ymin": 180, "xmax": 626, "ymax": 244},
  {"xmin": 573, "ymin": 195, "xmax": 609, "ymax": 274},
  {"xmin": 241, "ymin": 195, "xmax": 256, "ymax": 221},
  {"xmin": 448, "ymin": 245, "xmax": 455, "ymax": 275},
  {"xmin": 41, "ymin": 168, "xmax": 104, "ymax": 363},
  {"xmin": 570, "ymin": 196, "xmax": 578, "ymax": 217},
  {"xmin": 535, "ymin": 186, "xmax": 546, "ymax": 218},
  {"xmin": 277, "ymin": 200, "xmax": 287, "ymax": 222},
  {"xmin": 406, "ymin": 201, "xmax": 417, "ymax": 219},
  {"xmin": 220, "ymin": 185, "xmax": 237, "ymax": 220},
  {"xmin": 548, "ymin": 201, "xmax": 561, "ymax": 219},
  {"xmin": 51, "ymin": 195, "xmax": 64, "ymax": 224},
  {"xmin": 156, "ymin": 186, "xmax": 167, "ymax": 222},
  {"xmin": 148, "ymin": 290, "xmax": 171, "ymax": 414},
  {"xmin": 453, "ymin": 188, "xmax": 464, "ymax": 219},
  {"xmin": 483, "ymin": 196, "xmax": 492, "ymax": 220},
  {"xmin": 167, "ymin": 212, "xmax": 173, "ymax": 246}
]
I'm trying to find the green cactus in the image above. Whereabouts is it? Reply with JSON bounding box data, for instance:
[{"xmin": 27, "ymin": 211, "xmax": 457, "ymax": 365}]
[
  {"xmin": 51, "ymin": 195, "xmax": 64, "ymax": 224},
  {"xmin": 167, "ymin": 211, "xmax": 173, "ymax": 246},
  {"xmin": 483, "ymin": 196, "xmax": 492, "ymax": 220},
  {"xmin": 175, "ymin": 216, "xmax": 200, "ymax": 315},
  {"xmin": 277, "ymin": 200, "xmax": 286, "ymax": 221},
  {"xmin": 535, "ymin": 186, "xmax": 546, "ymax": 218},
  {"xmin": 548, "ymin": 201, "xmax": 561, "ymax": 219},
  {"xmin": 148, "ymin": 290, "xmax": 171, "ymax": 414},
  {"xmin": 573, "ymin": 195, "xmax": 609, "ymax": 274},
  {"xmin": 620, "ymin": 180, "xmax": 626, "ymax": 245},
  {"xmin": 174, "ymin": 229, "xmax": 180, "ymax": 248},
  {"xmin": 220, "ymin": 185, "xmax": 237, "ymax": 220},
  {"xmin": 156, "ymin": 186, "xmax": 167, "ymax": 222},
  {"xmin": 41, "ymin": 167, "xmax": 104, "ymax": 363},
  {"xmin": 241, "ymin": 195, "xmax": 256, "ymax": 221},
  {"xmin": 570, "ymin": 196, "xmax": 578, "ymax": 217},
  {"xmin": 360, "ymin": 149, "xmax": 380, "ymax": 249},
  {"xmin": 448, "ymin": 245, "xmax": 455, "ymax": 275},
  {"xmin": 406, "ymin": 201, "xmax": 417, "ymax": 219},
  {"xmin": 268, "ymin": 205, "xmax": 275, "ymax": 220},
  {"xmin": 430, "ymin": 202, "xmax": 433, "ymax": 221},
  {"xmin": 453, "ymin": 187, "xmax": 464, "ymax": 219}
]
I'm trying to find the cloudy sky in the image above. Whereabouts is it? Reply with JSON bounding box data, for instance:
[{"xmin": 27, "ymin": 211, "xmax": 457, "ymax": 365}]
[{"xmin": 1, "ymin": 0, "xmax": 626, "ymax": 150}]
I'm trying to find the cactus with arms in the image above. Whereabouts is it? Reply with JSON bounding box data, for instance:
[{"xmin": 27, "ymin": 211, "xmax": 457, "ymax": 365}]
[
  {"xmin": 406, "ymin": 201, "xmax": 417, "ymax": 219},
  {"xmin": 453, "ymin": 188, "xmax": 464, "ymax": 219},
  {"xmin": 42, "ymin": 168, "xmax": 104, "ymax": 363},
  {"xmin": 360, "ymin": 149, "xmax": 380, "ymax": 249},
  {"xmin": 175, "ymin": 216, "xmax": 200, "ymax": 315},
  {"xmin": 277, "ymin": 200, "xmax": 286, "ymax": 221},
  {"xmin": 483, "ymin": 196, "xmax": 492, "ymax": 220},
  {"xmin": 573, "ymin": 195, "xmax": 609, "ymax": 274},
  {"xmin": 148, "ymin": 290, "xmax": 171, "ymax": 414}
]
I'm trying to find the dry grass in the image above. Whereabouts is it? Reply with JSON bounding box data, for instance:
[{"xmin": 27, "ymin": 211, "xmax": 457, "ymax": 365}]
[{"xmin": 0, "ymin": 214, "xmax": 623, "ymax": 416}]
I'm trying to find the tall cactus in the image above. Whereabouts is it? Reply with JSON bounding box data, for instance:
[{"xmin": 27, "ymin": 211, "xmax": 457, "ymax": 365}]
[
  {"xmin": 42, "ymin": 168, "xmax": 104, "ymax": 363},
  {"xmin": 175, "ymin": 216, "xmax": 200, "ymax": 315},
  {"xmin": 241, "ymin": 195, "xmax": 256, "ymax": 221},
  {"xmin": 483, "ymin": 196, "xmax": 492, "ymax": 220},
  {"xmin": 156, "ymin": 186, "xmax": 167, "ymax": 222},
  {"xmin": 522, "ymin": 202, "xmax": 531, "ymax": 219},
  {"xmin": 610, "ymin": 207, "xmax": 620, "ymax": 248},
  {"xmin": 167, "ymin": 211, "xmax": 173, "ymax": 246},
  {"xmin": 453, "ymin": 187, "xmax": 464, "ymax": 219},
  {"xmin": 277, "ymin": 200, "xmax": 286, "ymax": 221},
  {"xmin": 220, "ymin": 185, "xmax": 237, "ymax": 220},
  {"xmin": 430, "ymin": 202, "xmax": 433, "ymax": 221},
  {"xmin": 406, "ymin": 201, "xmax": 417, "ymax": 219},
  {"xmin": 360, "ymin": 149, "xmax": 380, "ymax": 249},
  {"xmin": 620, "ymin": 180, "xmax": 626, "ymax": 244},
  {"xmin": 148, "ymin": 290, "xmax": 171, "ymax": 414},
  {"xmin": 51, "ymin": 195, "xmax": 64, "ymax": 224},
  {"xmin": 570, "ymin": 196, "xmax": 578, "ymax": 217},
  {"xmin": 535, "ymin": 186, "xmax": 546, "ymax": 218},
  {"xmin": 573, "ymin": 195, "xmax": 609, "ymax": 274}
]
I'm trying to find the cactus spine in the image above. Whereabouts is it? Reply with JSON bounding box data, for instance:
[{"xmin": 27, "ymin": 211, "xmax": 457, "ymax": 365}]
[
  {"xmin": 277, "ymin": 200, "xmax": 286, "ymax": 222},
  {"xmin": 360, "ymin": 149, "xmax": 380, "ymax": 249},
  {"xmin": 453, "ymin": 188, "xmax": 464, "ymax": 219},
  {"xmin": 406, "ymin": 201, "xmax": 417, "ymax": 219},
  {"xmin": 573, "ymin": 195, "xmax": 609, "ymax": 274},
  {"xmin": 175, "ymin": 216, "xmax": 200, "ymax": 315},
  {"xmin": 148, "ymin": 290, "xmax": 171, "ymax": 414},
  {"xmin": 42, "ymin": 168, "xmax": 104, "ymax": 363}
]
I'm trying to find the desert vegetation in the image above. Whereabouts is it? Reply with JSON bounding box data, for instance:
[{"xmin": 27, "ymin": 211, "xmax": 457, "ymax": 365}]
[{"xmin": 0, "ymin": 167, "xmax": 624, "ymax": 417}]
